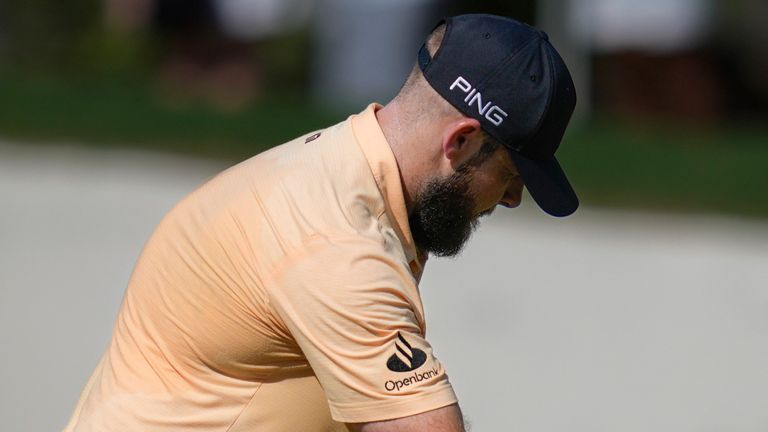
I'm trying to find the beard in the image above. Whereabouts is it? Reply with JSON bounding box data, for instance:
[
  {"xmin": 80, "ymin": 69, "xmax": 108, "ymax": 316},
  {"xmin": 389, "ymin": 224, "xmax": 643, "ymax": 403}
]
[{"xmin": 409, "ymin": 166, "xmax": 491, "ymax": 258}]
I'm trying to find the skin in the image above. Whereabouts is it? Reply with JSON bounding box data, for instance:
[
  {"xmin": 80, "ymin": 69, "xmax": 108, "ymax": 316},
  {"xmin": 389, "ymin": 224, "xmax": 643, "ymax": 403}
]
[
  {"xmin": 350, "ymin": 404, "xmax": 465, "ymax": 432},
  {"xmin": 356, "ymin": 86, "xmax": 523, "ymax": 432},
  {"xmin": 377, "ymin": 100, "xmax": 524, "ymax": 223},
  {"xmin": 351, "ymin": 21, "xmax": 524, "ymax": 429}
]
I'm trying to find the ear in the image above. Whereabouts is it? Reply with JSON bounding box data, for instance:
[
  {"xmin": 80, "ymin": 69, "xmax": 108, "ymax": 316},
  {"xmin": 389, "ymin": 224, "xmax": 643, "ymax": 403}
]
[{"xmin": 441, "ymin": 117, "xmax": 483, "ymax": 169}]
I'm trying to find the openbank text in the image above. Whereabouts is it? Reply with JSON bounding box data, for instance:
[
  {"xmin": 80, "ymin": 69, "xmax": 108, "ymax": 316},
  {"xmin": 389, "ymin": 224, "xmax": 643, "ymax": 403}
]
[{"xmin": 384, "ymin": 368, "xmax": 440, "ymax": 392}]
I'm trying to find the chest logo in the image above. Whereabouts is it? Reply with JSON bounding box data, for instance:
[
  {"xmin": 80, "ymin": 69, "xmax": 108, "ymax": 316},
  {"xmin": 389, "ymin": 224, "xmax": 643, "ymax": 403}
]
[{"xmin": 304, "ymin": 132, "xmax": 322, "ymax": 143}]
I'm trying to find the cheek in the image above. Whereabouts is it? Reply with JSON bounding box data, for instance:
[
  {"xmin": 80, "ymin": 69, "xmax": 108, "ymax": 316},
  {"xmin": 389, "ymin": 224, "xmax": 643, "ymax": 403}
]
[{"xmin": 470, "ymin": 173, "xmax": 507, "ymax": 210}]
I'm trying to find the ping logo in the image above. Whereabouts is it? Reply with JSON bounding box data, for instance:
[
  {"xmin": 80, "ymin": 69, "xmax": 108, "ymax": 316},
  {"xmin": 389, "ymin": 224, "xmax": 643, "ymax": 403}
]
[
  {"xmin": 449, "ymin": 76, "xmax": 508, "ymax": 126},
  {"xmin": 386, "ymin": 332, "xmax": 427, "ymax": 372}
]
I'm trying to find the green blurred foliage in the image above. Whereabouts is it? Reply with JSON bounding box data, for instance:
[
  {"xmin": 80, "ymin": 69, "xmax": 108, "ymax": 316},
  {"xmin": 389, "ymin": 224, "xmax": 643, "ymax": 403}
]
[
  {"xmin": 0, "ymin": 0, "xmax": 307, "ymax": 84},
  {"xmin": 0, "ymin": 71, "xmax": 342, "ymax": 157},
  {"xmin": 3, "ymin": 0, "xmax": 93, "ymax": 70},
  {"xmin": 0, "ymin": 0, "xmax": 152, "ymax": 78},
  {"xmin": 1, "ymin": 72, "xmax": 766, "ymax": 220},
  {"xmin": 0, "ymin": 0, "xmax": 766, "ymax": 219},
  {"xmin": 254, "ymin": 30, "xmax": 313, "ymax": 92},
  {"xmin": 559, "ymin": 118, "xmax": 768, "ymax": 218}
]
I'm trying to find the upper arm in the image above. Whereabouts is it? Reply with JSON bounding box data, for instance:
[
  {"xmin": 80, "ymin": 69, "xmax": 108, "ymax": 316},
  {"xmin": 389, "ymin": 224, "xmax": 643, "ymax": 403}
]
[
  {"xmin": 268, "ymin": 236, "xmax": 458, "ymax": 423},
  {"xmin": 349, "ymin": 404, "xmax": 465, "ymax": 432}
]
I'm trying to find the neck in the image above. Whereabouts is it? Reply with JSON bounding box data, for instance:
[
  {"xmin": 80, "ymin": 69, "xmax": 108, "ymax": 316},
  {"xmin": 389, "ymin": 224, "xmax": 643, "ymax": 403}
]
[{"xmin": 376, "ymin": 100, "xmax": 423, "ymax": 215}]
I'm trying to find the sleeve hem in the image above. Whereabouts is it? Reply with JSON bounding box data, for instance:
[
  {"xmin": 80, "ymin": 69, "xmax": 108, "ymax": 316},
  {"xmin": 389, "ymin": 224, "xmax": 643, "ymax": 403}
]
[{"xmin": 329, "ymin": 386, "xmax": 458, "ymax": 424}]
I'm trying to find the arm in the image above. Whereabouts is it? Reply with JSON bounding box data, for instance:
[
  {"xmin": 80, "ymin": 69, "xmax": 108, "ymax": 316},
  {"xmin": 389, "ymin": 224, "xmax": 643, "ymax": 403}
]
[
  {"xmin": 270, "ymin": 238, "xmax": 459, "ymax": 424},
  {"xmin": 349, "ymin": 404, "xmax": 465, "ymax": 432}
]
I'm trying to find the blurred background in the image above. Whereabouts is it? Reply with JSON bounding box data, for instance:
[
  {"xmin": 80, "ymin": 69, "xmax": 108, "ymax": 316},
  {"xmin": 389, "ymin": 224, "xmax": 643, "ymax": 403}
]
[
  {"xmin": 0, "ymin": 0, "xmax": 766, "ymax": 215},
  {"xmin": 1, "ymin": 0, "xmax": 768, "ymax": 431}
]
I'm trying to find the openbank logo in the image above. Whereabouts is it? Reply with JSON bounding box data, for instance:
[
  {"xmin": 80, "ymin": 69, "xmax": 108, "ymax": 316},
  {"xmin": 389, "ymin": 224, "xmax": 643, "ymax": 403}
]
[
  {"xmin": 386, "ymin": 332, "xmax": 427, "ymax": 373},
  {"xmin": 384, "ymin": 367, "xmax": 440, "ymax": 392}
]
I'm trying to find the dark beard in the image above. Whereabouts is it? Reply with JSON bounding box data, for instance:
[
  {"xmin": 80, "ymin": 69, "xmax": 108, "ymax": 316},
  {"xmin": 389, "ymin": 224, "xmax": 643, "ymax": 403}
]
[{"xmin": 408, "ymin": 168, "xmax": 480, "ymax": 258}]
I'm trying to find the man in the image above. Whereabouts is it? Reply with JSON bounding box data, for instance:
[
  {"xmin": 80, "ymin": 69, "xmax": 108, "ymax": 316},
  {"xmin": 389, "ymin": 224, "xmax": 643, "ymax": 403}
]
[{"xmin": 64, "ymin": 14, "xmax": 577, "ymax": 432}]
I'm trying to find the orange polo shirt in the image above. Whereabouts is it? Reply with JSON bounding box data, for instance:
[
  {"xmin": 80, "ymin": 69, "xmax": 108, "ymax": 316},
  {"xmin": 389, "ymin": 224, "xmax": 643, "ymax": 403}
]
[{"xmin": 64, "ymin": 104, "xmax": 457, "ymax": 431}]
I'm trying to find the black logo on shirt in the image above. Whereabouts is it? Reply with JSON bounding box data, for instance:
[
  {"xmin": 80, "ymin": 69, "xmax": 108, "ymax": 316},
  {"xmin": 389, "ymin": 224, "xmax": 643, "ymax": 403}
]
[
  {"xmin": 304, "ymin": 132, "xmax": 321, "ymax": 143},
  {"xmin": 386, "ymin": 332, "xmax": 427, "ymax": 372}
]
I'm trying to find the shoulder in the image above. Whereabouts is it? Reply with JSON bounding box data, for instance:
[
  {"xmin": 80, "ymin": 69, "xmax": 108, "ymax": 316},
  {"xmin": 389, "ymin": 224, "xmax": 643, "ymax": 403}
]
[
  {"xmin": 274, "ymin": 234, "xmax": 416, "ymax": 293},
  {"xmin": 269, "ymin": 234, "xmax": 422, "ymax": 318}
]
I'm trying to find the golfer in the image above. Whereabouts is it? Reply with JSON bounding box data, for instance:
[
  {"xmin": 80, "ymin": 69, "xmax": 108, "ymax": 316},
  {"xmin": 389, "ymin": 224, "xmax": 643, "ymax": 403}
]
[{"xmin": 64, "ymin": 14, "xmax": 577, "ymax": 432}]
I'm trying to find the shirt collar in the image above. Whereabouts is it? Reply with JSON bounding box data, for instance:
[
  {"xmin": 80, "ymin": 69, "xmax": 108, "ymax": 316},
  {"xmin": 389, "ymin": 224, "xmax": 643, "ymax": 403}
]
[{"xmin": 351, "ymin": 103, "xmax": 422, "ymax": 270}]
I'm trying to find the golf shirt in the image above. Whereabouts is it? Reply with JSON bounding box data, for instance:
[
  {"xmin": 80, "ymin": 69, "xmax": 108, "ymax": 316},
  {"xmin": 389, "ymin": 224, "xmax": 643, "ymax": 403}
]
[{"xmin": 64, "ymin": 104, "xmax": 457, "ymax": 431}]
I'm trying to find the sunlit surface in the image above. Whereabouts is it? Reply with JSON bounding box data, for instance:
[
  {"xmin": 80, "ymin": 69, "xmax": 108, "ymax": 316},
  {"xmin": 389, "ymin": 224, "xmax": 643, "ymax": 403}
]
[{"xmin": 2, "ymin": 143, "xmax": 767, "ymax": 431}]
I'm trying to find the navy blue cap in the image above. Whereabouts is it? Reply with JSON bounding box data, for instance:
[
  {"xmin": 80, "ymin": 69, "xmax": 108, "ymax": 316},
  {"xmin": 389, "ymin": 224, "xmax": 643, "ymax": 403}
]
[{"xmin": 418, "ymin": 14, "xmax": 579, "ymax": 217}]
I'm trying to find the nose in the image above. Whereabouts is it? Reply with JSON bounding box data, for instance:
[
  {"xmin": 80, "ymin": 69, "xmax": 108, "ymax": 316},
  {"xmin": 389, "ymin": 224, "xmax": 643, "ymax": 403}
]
[
  {"xmin": 499, "ymin": 182, "xmax": 523, "ymax": 208},
  {"xmin": 499, "ymin": 195, "xmax": 521, "ymax": 208}
]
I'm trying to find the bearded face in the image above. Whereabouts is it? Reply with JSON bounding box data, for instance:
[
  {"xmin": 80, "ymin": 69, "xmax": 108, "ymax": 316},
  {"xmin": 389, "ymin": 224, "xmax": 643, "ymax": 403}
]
[{"xmin": 408, "ymin": 163, "xmax": 491, "ymax": 258}]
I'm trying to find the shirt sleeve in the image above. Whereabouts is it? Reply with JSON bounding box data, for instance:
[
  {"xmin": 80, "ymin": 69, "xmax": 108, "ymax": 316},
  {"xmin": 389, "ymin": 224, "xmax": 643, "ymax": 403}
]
[{"xmin": 266, "ymin": 235, "xmax": 457, "ymax": 423}]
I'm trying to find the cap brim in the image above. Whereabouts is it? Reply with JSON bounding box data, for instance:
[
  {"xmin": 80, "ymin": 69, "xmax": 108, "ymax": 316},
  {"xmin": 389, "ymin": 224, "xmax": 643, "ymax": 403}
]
[{"xmin": 509, "ymin": 151, "xmax": 579, "ymax": 217}]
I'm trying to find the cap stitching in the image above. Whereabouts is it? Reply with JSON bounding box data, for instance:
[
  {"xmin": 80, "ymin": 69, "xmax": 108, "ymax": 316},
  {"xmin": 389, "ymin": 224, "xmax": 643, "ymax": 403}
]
[
  {"xmin": 475, "ymin": 34, "xmax": 540, "ymax": 91},
  {"xmin": 474, "ymin": 35, "xmax": 542, "ymax": 153}
]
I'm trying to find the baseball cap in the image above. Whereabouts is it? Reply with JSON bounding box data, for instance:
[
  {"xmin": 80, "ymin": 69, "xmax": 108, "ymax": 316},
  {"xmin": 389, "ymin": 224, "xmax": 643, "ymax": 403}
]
[{"xmin": 418, "ymin": 14, "xmax": 579, "ymax": 217}]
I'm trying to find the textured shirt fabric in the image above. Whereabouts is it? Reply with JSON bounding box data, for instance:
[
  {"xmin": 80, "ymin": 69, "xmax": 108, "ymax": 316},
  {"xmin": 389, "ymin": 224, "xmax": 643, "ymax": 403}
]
[{"xmin": 64, "ymin": 104, "xmax": 457, "ymax": 431}]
